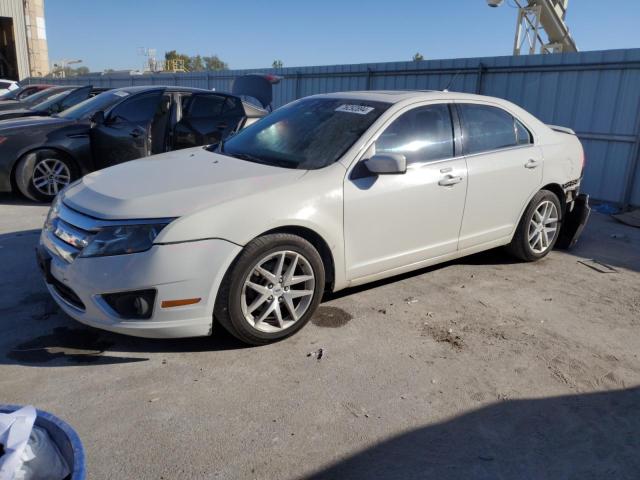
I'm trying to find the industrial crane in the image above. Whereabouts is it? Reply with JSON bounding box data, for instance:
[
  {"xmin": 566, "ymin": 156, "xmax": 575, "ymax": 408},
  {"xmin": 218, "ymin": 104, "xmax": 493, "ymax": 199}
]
[{"xmin": 488, "ymin": 0, "xmax": 578, "ymax": 55}]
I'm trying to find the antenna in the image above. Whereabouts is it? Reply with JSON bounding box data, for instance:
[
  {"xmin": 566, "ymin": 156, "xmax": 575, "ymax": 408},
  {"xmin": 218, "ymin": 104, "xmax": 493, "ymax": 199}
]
[
  {"xmin": 138, "ymin": 47, "xmax": 160, "ymax": 73},
  {"xmin": 443, "ymin": 71, "xmax": 463, "ymax": 92}
]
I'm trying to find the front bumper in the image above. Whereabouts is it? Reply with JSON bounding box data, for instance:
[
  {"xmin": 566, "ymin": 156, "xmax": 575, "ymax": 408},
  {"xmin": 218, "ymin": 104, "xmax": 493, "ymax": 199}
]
[{"xmin": 37, "ymin": 235, "xmax": 241, "ymax": 338}]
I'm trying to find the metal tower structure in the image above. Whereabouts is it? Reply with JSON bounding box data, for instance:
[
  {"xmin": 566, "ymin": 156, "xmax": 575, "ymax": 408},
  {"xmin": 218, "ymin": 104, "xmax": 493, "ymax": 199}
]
[{"xmin": 489, "ymin": 0, "xmax": 578, "ymax": 55}]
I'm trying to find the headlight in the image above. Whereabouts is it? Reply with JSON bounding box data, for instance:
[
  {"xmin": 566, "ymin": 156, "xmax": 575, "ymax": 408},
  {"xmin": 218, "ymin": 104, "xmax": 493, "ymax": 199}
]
[
  {"xmin": 44, "ymin": 194, "xmax": 62, "ymax": 231},
  {"xmin": 79, "ymin": 223, "xmax": 169, "ymax": 258}
]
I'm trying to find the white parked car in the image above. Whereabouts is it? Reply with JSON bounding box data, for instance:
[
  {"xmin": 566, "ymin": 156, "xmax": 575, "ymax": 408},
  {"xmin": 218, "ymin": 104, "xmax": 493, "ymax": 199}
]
[
  {"xmin": 37, "ymin": 91, "xmax": 590, "ymax": 345},
  {"xmin": 0, "ymin": 79, "xmax": 19, "ymax": 96}
]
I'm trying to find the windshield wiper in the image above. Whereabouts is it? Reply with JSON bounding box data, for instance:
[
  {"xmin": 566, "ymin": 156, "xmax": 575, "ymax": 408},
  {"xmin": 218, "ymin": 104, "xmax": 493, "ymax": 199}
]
[{"xmin": 229, "ymin": 152, "xmax": 266, "ymax": 164}]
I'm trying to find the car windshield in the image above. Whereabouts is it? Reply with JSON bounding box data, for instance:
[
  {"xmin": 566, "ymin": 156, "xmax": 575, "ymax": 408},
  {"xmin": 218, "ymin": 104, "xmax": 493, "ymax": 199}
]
[
  {"xmin": 219, "ymin": 97, "xmax": 390, "ymax": 169},
  {"xmin": 0, "ymin": 88, "xmax": 20, "ymax": 100},
  {"xmin": 31, "ymin": 91, "xmax": 70, "ymax": 112},
  {"xmin": 58, "ymin": 90, "xmax": 127, "ymax": 120},
  {"xmin": 21, "ymin": 87, "xmax": 68, "ymax": 107}
]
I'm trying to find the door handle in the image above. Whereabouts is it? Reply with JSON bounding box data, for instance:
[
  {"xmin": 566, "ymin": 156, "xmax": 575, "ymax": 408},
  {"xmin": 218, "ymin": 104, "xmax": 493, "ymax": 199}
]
[
  {"xmin": 525, "ymin": 159, "xmax": 540, "ymax": 169},
  {"xmin": 438, "ymin": 175, "xmax": 463, "ymax": 187},
  {"xmin": 216, "ymin": 123, "xmax": 228, "ymax": 130},
  {"xmin": 129, "ymin": 128, "xmax": 144, "ymax": 138}
]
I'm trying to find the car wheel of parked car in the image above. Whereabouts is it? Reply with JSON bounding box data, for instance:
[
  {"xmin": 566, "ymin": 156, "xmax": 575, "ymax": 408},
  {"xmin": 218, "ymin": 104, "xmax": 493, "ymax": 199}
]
[
  {"xmin": 507, "ymin": 189, "xmax": 562, "ymax": 262},
  {"xmin": 215, "ymin": 233, "xmax": 325, "ymax": 345},
  {"xmin": 15, "ymin": 150, "xmax": 78, "ymax": 203}
]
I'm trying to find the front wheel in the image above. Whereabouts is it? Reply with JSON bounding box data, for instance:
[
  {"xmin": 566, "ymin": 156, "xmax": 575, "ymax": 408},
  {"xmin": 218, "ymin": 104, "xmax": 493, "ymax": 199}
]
[
  {"xmin": 506, "ymin": 190, "xmax": 562, "ymax": 262},
  {"xmin": 15, "ymin": 150, "xmax": 78, "ymax": 202},
  {"xmin": 215, "ymin": 233, "xmax": 325, "ymax": 345}
]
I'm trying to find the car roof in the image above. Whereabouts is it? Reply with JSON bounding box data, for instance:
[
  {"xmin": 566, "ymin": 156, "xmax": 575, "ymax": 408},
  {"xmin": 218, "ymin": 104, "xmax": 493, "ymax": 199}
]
[
  {"xmin": 312, "ymin": 90, "xmax": 509, "ymax": 105},
  {"xmin": 113, "ymin": 85, "xmax": 224, "ymax": 95}
]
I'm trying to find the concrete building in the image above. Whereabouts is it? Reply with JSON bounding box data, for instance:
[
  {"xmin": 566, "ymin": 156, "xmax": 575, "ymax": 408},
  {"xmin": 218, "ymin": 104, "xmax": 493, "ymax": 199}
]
[{"xmin": 0, "ymin": 0, "xmax": 49, "ymax": 80}]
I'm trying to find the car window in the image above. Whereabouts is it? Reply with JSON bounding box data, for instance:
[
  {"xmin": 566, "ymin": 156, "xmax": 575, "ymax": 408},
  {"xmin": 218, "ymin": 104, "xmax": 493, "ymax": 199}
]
[
  {"xmin": 515, "ymin": 118, "xmax": 532, "ymax": 145},
  {"xmin": 184, "ymin": 94, "xmax": 226, "ymax": 118},
  {"xmin": 109, "ymin": 93, "xmax": 161, "ymax": 124},
  {"xmin": 459, "ymin": 104, "xmax": 522, "ymax": 155},
  {"xmin": 223, "ymin": 97, "xmax": 243, "ymax": 116},
  {"xmin": 0, "ymin": 81, "xmax": 11, "ymax": 89},
  {"xmin": 17, "ymin": 87, "xmax": 37, "ymax": 100},
  {"xmin": 375, "ymin": 104, "xmax": 454, "ymax": 164}
]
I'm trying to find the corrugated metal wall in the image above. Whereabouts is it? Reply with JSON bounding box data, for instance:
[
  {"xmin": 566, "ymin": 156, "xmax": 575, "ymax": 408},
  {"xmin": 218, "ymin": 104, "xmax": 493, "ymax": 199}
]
[
  {"xmin": 0, "ymin": 0, "xmax": 30, "ymax": 79},
  {"xmin": 27, "ymin": 48, "xmax": 640, "ymax": 206}
]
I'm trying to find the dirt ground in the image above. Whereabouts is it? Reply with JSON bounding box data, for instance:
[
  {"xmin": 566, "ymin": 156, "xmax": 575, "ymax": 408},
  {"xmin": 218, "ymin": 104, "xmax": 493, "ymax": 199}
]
[{"xmin": 1, "ymin": 194, "xmax": 639, "ymax": 479}]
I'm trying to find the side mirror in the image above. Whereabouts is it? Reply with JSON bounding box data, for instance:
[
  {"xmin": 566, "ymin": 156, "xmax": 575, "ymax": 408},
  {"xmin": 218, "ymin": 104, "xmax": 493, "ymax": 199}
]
[
  {"xmin": 91, "ymin": 110, "xmax": 105, "ymax": 125},
  {"xmin": 363, "ymin": 153, "xmax": 407, "ymax": 175}
]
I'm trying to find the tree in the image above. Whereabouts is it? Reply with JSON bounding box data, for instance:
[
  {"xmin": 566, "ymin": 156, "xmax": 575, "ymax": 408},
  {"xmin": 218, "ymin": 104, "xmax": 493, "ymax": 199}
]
[
  {"xmin": 164, "ymin": 51, "xmax": 228, "ymax": 71},
  {"xmin": 188, "ymin": 55, "xmax": 204, "ymax": 72},
  {"xmin": 272, "ymin": 59, "xmax": 284, "ymax": 68},
  {"xmin": 203, "ymin": 55, "xmax": 227, "ymax": 71},
  {"xmin": 413, "ymin": 52, "xmax": 425, "ymax": 62}
]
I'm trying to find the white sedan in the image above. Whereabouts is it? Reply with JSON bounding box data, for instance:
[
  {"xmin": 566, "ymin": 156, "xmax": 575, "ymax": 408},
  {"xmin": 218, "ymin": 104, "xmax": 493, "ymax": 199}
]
[{"xmin": 37, "ymin": 90, "xmax": 590, "ymax": 345}]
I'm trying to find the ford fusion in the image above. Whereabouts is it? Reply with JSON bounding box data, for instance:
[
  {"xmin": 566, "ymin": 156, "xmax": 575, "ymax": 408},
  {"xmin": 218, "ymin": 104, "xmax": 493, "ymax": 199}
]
[{"xmin": 38, "ymin": 91, "xmax": 590, "ymax": 345}]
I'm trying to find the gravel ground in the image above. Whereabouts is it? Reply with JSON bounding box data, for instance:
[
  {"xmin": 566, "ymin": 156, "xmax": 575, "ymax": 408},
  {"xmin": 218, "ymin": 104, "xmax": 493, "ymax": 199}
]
[{"xmin": 1, "ymin": 194, "xmax": 639, "ymax": 479}]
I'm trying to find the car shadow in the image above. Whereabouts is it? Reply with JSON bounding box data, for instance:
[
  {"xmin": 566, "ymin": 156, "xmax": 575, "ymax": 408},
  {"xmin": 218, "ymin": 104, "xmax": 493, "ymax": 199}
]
[
  {"xmin": 323, "ymin": 248, "xmax": 520, "ymax": 302},
  {"xmin": 303, "ymin": 387, "xmax": 640, "ymax": 479},
  {"xmin": 2, "ymin": 321, "xmax": 248, "ymax": 367},
  {"xmin": 0, "ymin": 192, "xmax": 48, "ymax": 207}
]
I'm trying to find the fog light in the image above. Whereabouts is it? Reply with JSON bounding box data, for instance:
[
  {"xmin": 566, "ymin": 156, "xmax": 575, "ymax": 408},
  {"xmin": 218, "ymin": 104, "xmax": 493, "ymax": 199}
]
[{"xmin": 102, "ymin": 289, "xmax": 156, "ymax": 319}]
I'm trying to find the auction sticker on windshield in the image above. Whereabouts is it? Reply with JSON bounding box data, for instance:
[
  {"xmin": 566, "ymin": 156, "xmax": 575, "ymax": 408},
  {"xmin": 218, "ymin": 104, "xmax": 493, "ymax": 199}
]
[
  {"xmin": 113, "ymin": 91, "xmax": 130, "ymax": 97},
  {"xmin": 335, "ymin": 104, "xmax": 375, "ymax": 115}
]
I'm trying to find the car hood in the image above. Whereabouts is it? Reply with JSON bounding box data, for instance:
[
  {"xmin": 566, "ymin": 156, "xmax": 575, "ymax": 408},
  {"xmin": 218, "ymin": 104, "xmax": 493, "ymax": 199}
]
[
  {"xmin": 63, "ymin": 147, "xmax": 308, "ymax": 220},
  {"xmin": 0, "ymin": 115, "xmax": 71, "ymax": 132}
]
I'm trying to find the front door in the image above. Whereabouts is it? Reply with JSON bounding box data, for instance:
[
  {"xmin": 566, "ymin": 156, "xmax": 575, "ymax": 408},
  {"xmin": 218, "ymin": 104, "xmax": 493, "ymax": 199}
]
[
  {"xmin": 91, "ymin": 90, "xmax": 164, "ymax": 169},
  {"xmin": 456, "ymin": 102, "xmax": 544, "ymax": 249},
  {"xmin": 344, "ymin": 103, "xmax": 467, "ymax": 280}
]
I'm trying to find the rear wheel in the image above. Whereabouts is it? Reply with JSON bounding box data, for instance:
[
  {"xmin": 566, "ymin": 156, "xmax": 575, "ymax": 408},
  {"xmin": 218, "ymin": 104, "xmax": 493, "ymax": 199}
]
[
  {"xmin": 15, "ymin": 150, "xmax": 78, "ymax": 202},
  {"xmin": 506, "ymin": 190, "xmax": 562, "ymax": 262},
  {"xmin": 215, "ymin": 233, "xmax": 325, "ymax": 345}
]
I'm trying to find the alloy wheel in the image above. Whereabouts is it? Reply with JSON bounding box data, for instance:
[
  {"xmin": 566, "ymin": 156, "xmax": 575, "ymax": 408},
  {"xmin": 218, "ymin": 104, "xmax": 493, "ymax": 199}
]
[
  {"xmin": 528, "ymin": 200, "xmax": 559, "ymax": 253},
  {"xmin": 32, "ymin": 158, "xmax": 71, "ymax": 197},
  {"xmin": 241, "ymin": 250, "xmax": 315, "ymax": 333}
]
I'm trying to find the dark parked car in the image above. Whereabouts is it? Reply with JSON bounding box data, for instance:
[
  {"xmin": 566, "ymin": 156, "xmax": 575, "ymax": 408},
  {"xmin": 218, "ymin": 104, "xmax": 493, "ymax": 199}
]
[
  {"xmin": 1, "ymin": 79, "xmax": 273, "ymax": 202},
  {"xmin": 0, "ymin": 84, "xmax": 54, "ymax": 102},
  {"xmin": 0, "ymin": 86, "xmax": 109, "ymax": 121}
]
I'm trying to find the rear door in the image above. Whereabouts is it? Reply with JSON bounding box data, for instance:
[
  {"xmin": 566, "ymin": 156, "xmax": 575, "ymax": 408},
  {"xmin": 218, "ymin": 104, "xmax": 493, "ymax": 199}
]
[
  {"xmin": 456, "ymin": 102, "xmax": 543, "ymax": 249},
  {"xmin": 91, "ymin": 90, "xmax": 164, "ymax": 169},
  {"xmin": 172, "ymin": 93, "xmax": 243, "ymax": 149}
]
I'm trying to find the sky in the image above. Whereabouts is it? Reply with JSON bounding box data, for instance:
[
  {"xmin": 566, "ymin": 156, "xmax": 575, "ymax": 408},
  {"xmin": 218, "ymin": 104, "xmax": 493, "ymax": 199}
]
[{"xmin": 45, "ymin": 0, "xmax": 640, "ymax": 72}]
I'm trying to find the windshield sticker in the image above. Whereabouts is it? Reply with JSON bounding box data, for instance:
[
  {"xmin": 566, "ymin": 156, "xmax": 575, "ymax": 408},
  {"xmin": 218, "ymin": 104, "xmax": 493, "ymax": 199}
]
[
  {"xmin": 113, "ymin": 91, "xmax": 129, "ymax": 97},
  {"xmin": 335, "ymin": 104, "xmax": 375, "ymax": 115}
]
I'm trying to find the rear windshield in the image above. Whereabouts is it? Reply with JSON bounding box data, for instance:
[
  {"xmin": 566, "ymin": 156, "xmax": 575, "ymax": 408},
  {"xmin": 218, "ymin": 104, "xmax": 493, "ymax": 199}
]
[{"xmin": 220, "ymin": 97, "xmax": 390, "ymax": 169}]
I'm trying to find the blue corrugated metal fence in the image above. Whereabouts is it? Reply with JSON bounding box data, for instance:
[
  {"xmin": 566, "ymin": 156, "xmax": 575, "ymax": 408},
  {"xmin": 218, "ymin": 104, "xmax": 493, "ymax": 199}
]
[{"xmin": 26, "ymin": 48, "xmax": 640, "ymax": 206}]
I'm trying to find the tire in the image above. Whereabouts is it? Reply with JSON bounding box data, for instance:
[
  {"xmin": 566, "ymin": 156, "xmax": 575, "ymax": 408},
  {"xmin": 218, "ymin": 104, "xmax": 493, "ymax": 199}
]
[
  {"xmin": 215, "ymin": 233, "xmax": 325, "ymax": 345},
  {"xmin": 15, "ymin": 150, "xmax": 79, "ymax": 203},
  {"xmin": 506, "ymin": 189, "xmax": 563, "ymax": 262}
]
